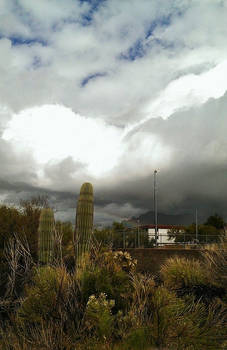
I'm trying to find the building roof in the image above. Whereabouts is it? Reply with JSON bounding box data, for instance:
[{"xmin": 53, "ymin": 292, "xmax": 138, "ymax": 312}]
[{"xmin": 140, "ymin": 224, "xmax": 184, "ymax": 230}]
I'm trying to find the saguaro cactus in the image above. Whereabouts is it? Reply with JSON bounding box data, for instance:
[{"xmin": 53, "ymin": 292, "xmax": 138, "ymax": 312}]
[
  {"xmin": 74, "ymin": 182, "xmax": 94, "ymax": 266},
  {"xmin": 38, "ymin": 208, "xmax": 55, "ymax": 264}
]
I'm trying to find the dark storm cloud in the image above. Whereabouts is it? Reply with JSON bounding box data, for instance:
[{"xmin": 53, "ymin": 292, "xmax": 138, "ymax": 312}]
[
  {"xmin": 0, "ymin": 138, "xmax": 37, "ymax": 184},
  {"xmin": 0, "ymin": 0, "xmax": 227, "ymax": 224},
  {"xmin": 43, "ymin": 157, "xmax": 88, "ymax": 192},
  {"xmin": 93, "ymin": 93, "xmax": 227, "ymax": 221},
  {"xmin": 1, "ymin": 92, "xmax": 227, "ymax": 224}
]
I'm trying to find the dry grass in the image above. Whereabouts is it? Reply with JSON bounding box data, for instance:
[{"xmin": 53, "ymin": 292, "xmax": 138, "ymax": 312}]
[
  {"xmin": 203, "ymin": 240, "xmax": 227, "ymax": 290},
  {"xmin": 160, "ymin": 257, "xmax": 208, "ymax": 290}
]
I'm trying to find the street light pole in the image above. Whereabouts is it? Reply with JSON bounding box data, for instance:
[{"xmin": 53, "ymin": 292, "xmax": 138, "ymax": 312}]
[
  {"xmin": 137, "ymin": 219, "xmax": 140, "ymax": 248},
  {"xmin": 195, "ymin": 208, "xmax": 198, "ymax": 243},
  {"xmin": 154, "ymin": 170, "xmax": 158, "ymax": 247}
]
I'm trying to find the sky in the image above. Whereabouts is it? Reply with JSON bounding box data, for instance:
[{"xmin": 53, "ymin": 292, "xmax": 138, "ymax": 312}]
[{"xmin": 0, "ymin": 0, "xmax": 227, "ymax": 225}]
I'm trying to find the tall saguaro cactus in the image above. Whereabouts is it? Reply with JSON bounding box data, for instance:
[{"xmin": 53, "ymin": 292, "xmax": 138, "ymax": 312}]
[
  {"xmin": 74, "ymin": 182, "xmax": 94, "ymax": 266},
  {"xmin": 38, "ymin": 208, "xmax": 55, "ymax": 264}
]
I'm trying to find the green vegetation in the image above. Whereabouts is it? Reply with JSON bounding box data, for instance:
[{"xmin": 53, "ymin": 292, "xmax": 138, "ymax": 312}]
[
  {"xmin": 38, "ymin": 208, "xmax": 55, "ymax": 264},
  {"xmin": 0, "ymin": 190, "xmax": 226, "ymax": 349},
  {"xmin": 204, "ymin": 213, "xmax": 225, "ymax": 230},
  {"xmin": 74, "ymin": 182, "xmax": 94, "ymax": 267},
  {"xmin": 17, "ymin": 266, "xmax": 71, "ymax": 324},
  {"xmin": 168, "ymin": 214, "xmax": 226, "ymax": 244},
  {"xmin": 94, "ymin": 221, "xmax": 154, "ymax": 249}
]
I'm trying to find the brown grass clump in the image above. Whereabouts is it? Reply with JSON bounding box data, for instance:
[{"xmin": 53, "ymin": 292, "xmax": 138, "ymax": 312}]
[
  {"xmin": 160, "ymin": 257, "xmax": 207, "ymax": 290},
  {"xmin": 203, "ymin": 240, "xmax": 227, "ymax": 292}
]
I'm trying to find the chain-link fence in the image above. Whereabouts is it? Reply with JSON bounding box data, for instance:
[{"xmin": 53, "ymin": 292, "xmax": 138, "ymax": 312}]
[{"xmin": 94, "ymin": 228, "xmax": 225, "ymax": 249}]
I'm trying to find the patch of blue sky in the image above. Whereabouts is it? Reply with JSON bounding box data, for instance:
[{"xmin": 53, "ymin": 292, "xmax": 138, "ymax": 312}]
[
  {"xmin": 1, "ymin": 1, "xmax": 48, "ymax": 45},
  {"xmin": 31, "ymin": 56, "xmax": 42, "ymax": 69},
  {"xmin": 119, "ymin": 39, "xmax": 145, "ymax": 61},
  {"xmin": 79, "ymin": 0, "xmax": 107, "ymax": 25},
  {"xmin": 119, "ymin": 14, "xmax": 173, "ymax": 61},
  {"xmin": 145, "ymin": 15, "xmax": 171, "ymax": 40},
  {"xmin": 81, "ymin": 72, "xmax": 107, "ymax": 87},
  {"xmin": 9, "ymin": 36, "xmax": 48, "ymax": 47},
  {"xmin": 27, "ymin": 55, "xmax": 51, "ymax": 71}
]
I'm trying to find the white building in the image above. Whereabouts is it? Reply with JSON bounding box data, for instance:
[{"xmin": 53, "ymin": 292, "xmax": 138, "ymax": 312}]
[{"xmin": 141, "ymin": 224, "xmax": 184, "ymax": 246}]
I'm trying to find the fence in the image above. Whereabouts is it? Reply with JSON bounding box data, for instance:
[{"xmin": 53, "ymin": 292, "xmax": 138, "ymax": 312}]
[{"xmin": 94, "ymin": 229, "xmax": 224, "ymax": 249}]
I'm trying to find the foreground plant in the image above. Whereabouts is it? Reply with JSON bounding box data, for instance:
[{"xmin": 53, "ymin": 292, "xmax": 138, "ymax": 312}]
[
  {"xmin": 0, "ymin": 244, "xmax": 226, "ymax": 350},
  {"xmin": 79, "ymin": 248, "xmax": 135, "ymax": 313},
  {"xmin": 160, "ymin": 256, "xmax": 225, "ymax": 302},
  {"xmin": 74, "ymin": 182, "xmax": 94, "ymax": 268},
  {"xmin": 84, "ymin": 293, "xmax": 115, "ymax": 342},
  {"xmin": 17, "ymin": 266, "xmax": 71, "ymax": 324},
  {"xmin": 38, "ymin": 208, "xmax": 55, "ymax": 265},
  {"xmin": 203, "ymin": 240, "xmax": 227, "ymax": 294}
]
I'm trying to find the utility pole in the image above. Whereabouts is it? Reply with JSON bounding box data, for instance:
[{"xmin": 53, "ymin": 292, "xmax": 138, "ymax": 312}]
[
  {"xmin": 154, "ymin": 170, "xmax": 158, "ymax": 247},
  {"xmin": 195, "ymin": 208, "xmax": 198, "ymax": 243},
  {"xmin": 137, "ymin": 219, "xmax": 140, "ymax": 248}
]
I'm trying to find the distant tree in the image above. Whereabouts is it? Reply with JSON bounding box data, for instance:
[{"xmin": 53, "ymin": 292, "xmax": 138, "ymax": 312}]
[
  {"xmin": 0, "ymin": 195, "xmax": 50, "ymax": 262},
  {"xmin": 0, "ymin": 205, "xmax": 23, "ymax": 256},
  {"xmin": 93, "ymin": 222, "xmax": 125, "ymax": 249},
  {"xmin": 0, "ymin": 205, "xmax": 25, "ymax": 298},
  {"xmin": 168, "ymin": 226, "xmax": 189, "ymax": 243},
  {"xmin": 93, "ymin": 222, "xmax": 152, "ymax": 249},
  {"xmin": 19, "ymin": 195, "xmax": 50, "ymax": 260},
  {"xmin": 168, "ymin": 223, "xmax": 223, "ymax": 244},
  {"xmin": 93, "ymin": 227, "xmax": 113, "ymax": 247},
  {"xmin": 112, "ymin": 221, "xmax": 126, "ymax": 232},
  {"xmin": 204, "ymin": 213, "xmax": 225, "ymax": 230},
  {"xmin": 20, "ymin": 194, "xmax": 49, "ymax": 209}
]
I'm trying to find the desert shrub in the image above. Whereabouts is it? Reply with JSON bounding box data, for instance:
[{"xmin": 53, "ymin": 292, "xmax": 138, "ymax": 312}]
[
  {"xmin": 130, "ymin": 273, "xmax": 155, "ymax": 324},
  {"xmin": 121, "ymin": 327, "xmax": 152, "ymax": 350},
  {"xmin": 0, "ymin": 319, "xmax": 74, "ymax": 350},
  {"xmin": 123, "ymin": 279, "xmax": 227, "ymax": 350},
  {"xmin": 79, "ymin": 250, "xmax": 136, "ymax": 313},
  {"xmin": 14, "ymin": 265, "xmax": 85, "ymax": 348},
  {"xmin": 203, "ymin": 241, "xmax": 227, "ymax": 294},
  {"xmin": 160, "ymin": 257, "xmax": 223, "ymax": 302},
  {"xmin": 161, "ymin": 257, "xmax": 207, "ymax": 290},
  {"xmin": 129, "ymin": 286, "xmax": 226, "ymax": 350},
  {"xmin": 92, "ymin": 250, "xmax": 137, "ymax": 274},
  {"xmin": 147, "ymin": 286, "xmax": 185, "ymax": 348},
  {"xmin": 0, "ymin": 259, "xmax": 9, "ymax": 298},
  {"xmin": 3, "ymin": 234, "xmax": 34, "ymax": 299},
  {"xmin": 17, "ymin": 265, "xmax": 71, "ymax": 324},
  {"xmin": 84, "ymin": 293, "xmax": 115, "ymax": 341},
  {"xmin": 174, "ymin": 300, "xmax": 227, "ymax": 350},
  {"xmin": 80, "ymin": 266, "xmax": 131, "ymax": 313},
  {"xmin": 119, "ymin": 286, "xmax": 185, "ymax": 349}
]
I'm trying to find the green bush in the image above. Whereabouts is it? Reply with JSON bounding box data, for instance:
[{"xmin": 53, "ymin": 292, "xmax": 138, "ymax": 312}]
[
  {"xmin": 203, "ymin": 241, "xmax": 227, "ymax": 291},
  {"xmin": 121, "ymin": 327, "xmax": 152, "ymax": 350},
  {"xmin": 125, "ymin": 286, "xmax": 226, "ymax": 350},
  {"xmin": 160, "ymin": 256, "xmax": 225, "ymax": 302},
  {"xmin": 17, "ymin": 266, "xmax": 71, "ymax": 324},
  {"xmin": 80, "ymin": 266, "xmax": 131, "ymax": 313},
  {"xmin": 79, "ymin": 250, "xmax": 135, "ymax": 312},
  {"xmin": 130, "ymin": 273, "xmax": 155, "ymax": 324},
  {"xmin": 148, "ymin": 286, "xmax": 184, "ymax": 348},
  {"xmin": 161, "ymin": 257, "xmax": 207, "ymax": 290},
  {"xmin": 84, "ymin": 293, "xmax": 115, "ymax": 341},
  {"xmin": 0, "ymin": 242, "xmax": 226, "ymax": 350}
]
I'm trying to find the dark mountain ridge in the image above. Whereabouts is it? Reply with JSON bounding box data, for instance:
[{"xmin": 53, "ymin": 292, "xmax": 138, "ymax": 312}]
[{"xmin": 129, "ymin": 210, "xmax": 202, "ymax": 226}]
